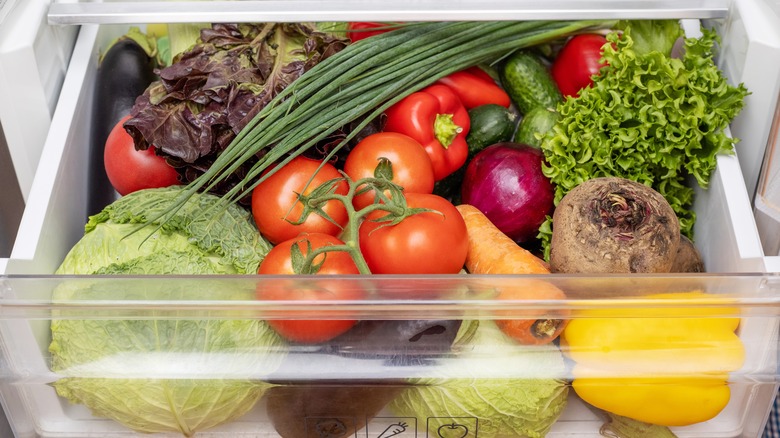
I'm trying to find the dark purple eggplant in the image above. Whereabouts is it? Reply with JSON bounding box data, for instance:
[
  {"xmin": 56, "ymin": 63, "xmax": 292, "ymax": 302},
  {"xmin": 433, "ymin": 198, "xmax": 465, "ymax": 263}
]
[
  {"xmin": 322, "ymin": 319, "xmax": 463, "ymax": 365},
  {"xmin": 88, "ymin": 38, "xmax": 157, "ymax": 215},
  {"xmin": 263, "ymin": 319, "xmax": 462, "ymax": 386}
]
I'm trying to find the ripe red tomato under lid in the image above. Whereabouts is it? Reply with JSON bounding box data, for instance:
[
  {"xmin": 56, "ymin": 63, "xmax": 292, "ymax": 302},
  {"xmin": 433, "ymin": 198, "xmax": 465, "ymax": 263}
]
[
  {"xmin": 551, "ymin": 34, "xmax": 610, "ymax": 98},
  {"xmin": 359, "ymin": 193, "xmax": 468, "ymax": 274},
  {"xmin": 257, "ymin": 233, "xmax": 363, "ymax": 344},
  {"xmin": 104, "ymin": 115, "xmax": 179, "ymax": 196},
  {"xmin": 251, "ymin": 156, "xmax": 349, "ymax": 245},
  {"xmin": 344, "ymin": 132, "xmax": 435, "ymax": 211},
  {"xmin": 258, "ymin": 233, "xmax": 359, "ymax": 275}
]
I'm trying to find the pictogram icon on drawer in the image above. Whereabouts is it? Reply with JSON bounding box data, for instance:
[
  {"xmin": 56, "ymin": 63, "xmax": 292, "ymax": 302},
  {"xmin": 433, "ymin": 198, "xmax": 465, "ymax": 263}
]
[
  {"xmin": 427, "ymin": 417, "xmax": 478, "ymax": 438},
  {"xmin": 367, "ymin": 417, "xmax": 417, "ymax": 437},
  {"xmin": 305, "ymin": 416, "xmax": 358, "ymax": 438}
]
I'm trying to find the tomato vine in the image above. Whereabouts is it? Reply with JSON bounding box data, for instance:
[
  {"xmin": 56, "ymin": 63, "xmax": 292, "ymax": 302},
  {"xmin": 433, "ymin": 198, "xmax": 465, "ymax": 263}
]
[{"xmin": 289, "ymin": 159, "xmax": 435, "ymax": 275}]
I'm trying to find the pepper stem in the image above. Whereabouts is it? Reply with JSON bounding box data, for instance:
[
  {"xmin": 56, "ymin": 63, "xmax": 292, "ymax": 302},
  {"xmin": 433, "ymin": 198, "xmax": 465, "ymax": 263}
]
[{"xmin": 433, "ymin": 113, "xmax": 462, "ymax": 148}]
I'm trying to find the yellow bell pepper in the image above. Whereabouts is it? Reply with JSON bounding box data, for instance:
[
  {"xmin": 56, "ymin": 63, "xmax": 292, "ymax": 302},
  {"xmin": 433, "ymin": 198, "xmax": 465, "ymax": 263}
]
[{"xmin": 561, "ymin": 291, "xmax": 745, "ymax": 427}]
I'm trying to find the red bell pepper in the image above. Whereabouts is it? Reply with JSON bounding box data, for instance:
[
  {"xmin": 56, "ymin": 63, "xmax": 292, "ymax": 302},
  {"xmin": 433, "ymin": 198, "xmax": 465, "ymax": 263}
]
[
  {"xmin": 551, "ymin": 34, "xmax": 610, "ymax": 97},
  {"xmin": 435, "ymin": 67, "xmax": 511, "ymax": 109},
  {"xmin": 346, "ymin": 22, "xmax": 396, "ymax": 42},
  {"xmin": 384, "ymin": 84, "xmax": 470, "ymax": 181}
]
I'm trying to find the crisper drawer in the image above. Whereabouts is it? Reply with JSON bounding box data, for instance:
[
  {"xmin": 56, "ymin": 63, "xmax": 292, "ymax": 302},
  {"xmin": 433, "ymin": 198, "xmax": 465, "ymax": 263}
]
[{"xmin": 3, "ymin": 3, "xmax": 780, "ymax": 438}]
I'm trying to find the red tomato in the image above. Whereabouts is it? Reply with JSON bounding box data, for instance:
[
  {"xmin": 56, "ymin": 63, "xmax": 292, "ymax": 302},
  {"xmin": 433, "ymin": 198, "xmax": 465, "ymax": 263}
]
[
  {"xmin": 251, "ymin": 156, "xmax": 349, "ymax": 244},
  {"xmin": 257, "ymin": 233, "xmax": 363, "ymax": 344},
  {"xmin": 359, "ymin": 193, "xmax": 468, "ymax": 274},
  {"xmin": 551, "ymin": 34, "xmax": 610, "ymax": 98},
  {"xmin": 343, "ymin": 132, "xmax": 435, "ymax": 211},
  {"xmin": 259, "ymin": 233, "xmax": 359, "ymax": 275},
  {"xmin": 103, "ymin": 115, "xmax": 179, "ymax": 196},
  {"xmin": 347, "ymin": 22, "xmax": 395, "ymax": 42}
]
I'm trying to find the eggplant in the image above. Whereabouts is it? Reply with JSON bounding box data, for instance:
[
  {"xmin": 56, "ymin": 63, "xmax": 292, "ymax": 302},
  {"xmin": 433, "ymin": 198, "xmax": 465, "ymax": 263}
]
[
  {"xmin": 263, "ymin": 319, "xmax": 462, "ymax": 386},
  {"xmin": 322, "ymin": 319, "xmax": 463, "ymax": 366},
  {"xmin": 88, "ymin": 38, "xmax": 157, "ymax": 215}
]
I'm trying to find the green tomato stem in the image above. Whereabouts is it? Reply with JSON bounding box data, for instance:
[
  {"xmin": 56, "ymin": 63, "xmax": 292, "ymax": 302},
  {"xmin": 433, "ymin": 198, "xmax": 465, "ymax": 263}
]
[
  {"xmin": 337, "ymin": 183, "xmax": 373, "ymax": 274},
  {"xmin": 302, "ymin": 243, "xmax": 371, "ymax": 275},
  {"xmin": 298, "ymin": 173, "xmax": 426, "ymax": 275}
]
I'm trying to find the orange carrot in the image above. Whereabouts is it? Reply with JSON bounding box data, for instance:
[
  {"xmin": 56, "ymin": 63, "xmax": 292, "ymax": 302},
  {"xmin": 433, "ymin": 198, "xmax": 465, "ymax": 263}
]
[
  {"xmin": 456, "ymin": 204, "xmax": 550, "ymax": 274},
  {"xmin": 456, "ymin": 204, "xmax": 568, "ymax": 345},
  {"xmin": 493, "ymin": 280, "xmax": 569, "ymax": 345}
]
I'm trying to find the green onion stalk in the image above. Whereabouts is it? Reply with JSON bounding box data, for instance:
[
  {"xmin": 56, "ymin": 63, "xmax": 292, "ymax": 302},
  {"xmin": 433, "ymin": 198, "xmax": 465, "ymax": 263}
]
[{"xmin": 153, "ymin": 20, "xmax": 615, "ymax": 222}]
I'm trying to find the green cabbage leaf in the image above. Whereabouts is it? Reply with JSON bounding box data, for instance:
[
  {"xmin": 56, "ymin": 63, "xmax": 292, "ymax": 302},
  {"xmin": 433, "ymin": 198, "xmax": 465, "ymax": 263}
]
[
  {"xmin": 389, "ymin": 320, "xmax": 569, "ymax": 438},
  {"xmin": 51, "ymin": 187, "xmax": 281, "ymax": 436},
  {"xmin": 56, "ymin": 186, "xmax": 272, "ymax": 275}
]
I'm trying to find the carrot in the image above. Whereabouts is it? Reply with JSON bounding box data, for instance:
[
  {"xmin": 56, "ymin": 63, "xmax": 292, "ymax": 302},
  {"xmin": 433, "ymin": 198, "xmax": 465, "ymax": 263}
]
[
  {"xmin": 456, "ymin": 204, "xmax": 550, "ymax": 274},
  {"xmin": 456, "ymin": 204, "xmax": 568, "ymax": 345},
  {"xmin": 493, "ymin": 280, "xmax": 569, "ymax": 345}
]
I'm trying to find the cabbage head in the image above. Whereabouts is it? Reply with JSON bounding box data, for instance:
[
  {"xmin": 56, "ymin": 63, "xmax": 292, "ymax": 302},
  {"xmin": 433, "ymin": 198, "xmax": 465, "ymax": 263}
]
[
  {"xmin": 389, "ymin": 320, "xmax": 569, "ymax": 438},
  {"xmin": 51, "ymin": 187, "xmax": 282, "ymax": 436}
]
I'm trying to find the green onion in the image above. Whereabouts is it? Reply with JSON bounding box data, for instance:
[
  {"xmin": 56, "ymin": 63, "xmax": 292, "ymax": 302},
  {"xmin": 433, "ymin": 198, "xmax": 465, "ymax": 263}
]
[{"xmin": 159, "ymin": 20, "xmax": 614, "ymax": 220}]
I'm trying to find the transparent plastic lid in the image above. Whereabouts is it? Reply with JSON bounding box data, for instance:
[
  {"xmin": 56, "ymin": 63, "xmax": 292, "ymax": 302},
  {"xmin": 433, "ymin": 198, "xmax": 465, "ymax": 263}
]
[{"xmin": 2, "ymin": 273, "xmax": 779, "ymax": 383}]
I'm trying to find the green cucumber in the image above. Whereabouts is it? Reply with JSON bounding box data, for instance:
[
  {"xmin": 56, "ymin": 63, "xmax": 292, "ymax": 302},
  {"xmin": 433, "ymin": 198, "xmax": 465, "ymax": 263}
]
[
  {"xmin": 514, "ymin": 106, "xmax": 560, "ymax": 148},
  {"xmin": 466, "ymin": 104, "xmax": 517, "ymax": 154},
  {"xmin": 499, "ymin": 50, "xmax": 562, "ymax": 115}
]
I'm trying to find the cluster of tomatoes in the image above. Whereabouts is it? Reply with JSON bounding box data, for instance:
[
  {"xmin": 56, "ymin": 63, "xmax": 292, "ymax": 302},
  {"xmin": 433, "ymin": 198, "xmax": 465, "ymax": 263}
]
[
  {"xmin": 251, "ymin": 140, "xmax": 469, "ymax": 271},
  {"xmin": 249, "ymin": 135, "xmax": 471, "ymax": 342}
]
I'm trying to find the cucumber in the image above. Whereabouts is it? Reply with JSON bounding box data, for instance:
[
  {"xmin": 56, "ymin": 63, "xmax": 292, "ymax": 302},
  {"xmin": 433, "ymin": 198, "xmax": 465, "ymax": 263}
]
[
  {"xmin": 514, "ymin": 106, "xmax": 560, "ymax": 148},
  {"xmin": 466, "ymin": 104, "xmax": 517, "ymax": 154},
  {"xmin": 499, "ymin": 50, "xmax": 562, "ymax": 115}
]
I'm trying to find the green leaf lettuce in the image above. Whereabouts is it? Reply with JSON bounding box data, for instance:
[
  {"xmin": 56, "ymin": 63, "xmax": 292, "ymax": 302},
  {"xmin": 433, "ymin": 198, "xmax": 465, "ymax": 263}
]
[{"xmin": 539, "ymin": 21, "xmax": 749, "ymax": 258}]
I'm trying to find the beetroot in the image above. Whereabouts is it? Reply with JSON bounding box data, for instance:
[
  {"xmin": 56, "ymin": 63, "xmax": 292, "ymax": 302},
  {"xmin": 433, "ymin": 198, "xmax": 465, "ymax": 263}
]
[{"xmin": 461, "ymin": 143, "xmax": 554, "ymax": 243}]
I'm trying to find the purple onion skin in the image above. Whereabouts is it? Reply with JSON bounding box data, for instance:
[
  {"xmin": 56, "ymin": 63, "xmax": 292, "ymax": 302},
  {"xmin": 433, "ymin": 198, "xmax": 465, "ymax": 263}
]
[{"xmin": 461, "ymin": 142, "xmax": 554, "ymax": 242}]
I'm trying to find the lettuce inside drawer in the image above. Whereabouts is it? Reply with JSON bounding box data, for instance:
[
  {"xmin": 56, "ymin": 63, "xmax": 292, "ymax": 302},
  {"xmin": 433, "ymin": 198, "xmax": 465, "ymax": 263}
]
[{"xmin": 2, "ymin": 18, "xmax": 780, "ymax": 438}]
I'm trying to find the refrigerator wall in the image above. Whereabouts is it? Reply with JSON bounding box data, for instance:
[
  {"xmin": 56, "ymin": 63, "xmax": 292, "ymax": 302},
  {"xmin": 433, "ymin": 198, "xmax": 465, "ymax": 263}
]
[
  {"xmin": 752, "ymin": 0, "xmax": 780, "ymax": 269},
  {"xmin": 0, "ymin": 0, "xmax": 78, "ymax": 202},
  {"xmin": 0, "ymin": 123, "xmax": 24, "ymax": 261}
]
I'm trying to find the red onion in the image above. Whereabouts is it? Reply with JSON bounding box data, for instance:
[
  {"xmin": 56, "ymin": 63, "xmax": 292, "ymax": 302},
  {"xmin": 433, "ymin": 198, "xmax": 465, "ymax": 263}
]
[{"xmin": 461, "ymin": 142, "xmax": 554, "ymax": 242}]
